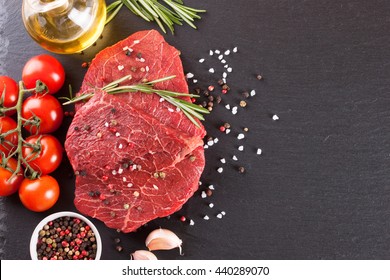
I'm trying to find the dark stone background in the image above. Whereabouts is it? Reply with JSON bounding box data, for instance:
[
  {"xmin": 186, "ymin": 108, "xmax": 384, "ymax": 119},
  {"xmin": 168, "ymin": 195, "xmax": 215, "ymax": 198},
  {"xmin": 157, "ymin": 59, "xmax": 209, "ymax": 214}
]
[{"xmin": 1, "ymin": 0, "xmax": 390, "ymax": 259}]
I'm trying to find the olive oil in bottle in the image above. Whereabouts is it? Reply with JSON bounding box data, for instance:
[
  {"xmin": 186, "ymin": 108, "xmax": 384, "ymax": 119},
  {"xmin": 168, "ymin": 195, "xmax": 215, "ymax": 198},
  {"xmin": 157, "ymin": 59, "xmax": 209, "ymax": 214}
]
[{"xmin": 22, "ymin": 0, "xmax": 106, "ymax": 54}]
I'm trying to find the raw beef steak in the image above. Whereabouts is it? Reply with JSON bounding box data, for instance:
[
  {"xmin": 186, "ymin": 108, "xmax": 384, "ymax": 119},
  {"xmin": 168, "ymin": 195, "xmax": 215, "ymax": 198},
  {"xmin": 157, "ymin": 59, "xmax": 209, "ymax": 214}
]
[{"xmin": 65, "ymin": 30, "xmax": 206, "ymax": 233}]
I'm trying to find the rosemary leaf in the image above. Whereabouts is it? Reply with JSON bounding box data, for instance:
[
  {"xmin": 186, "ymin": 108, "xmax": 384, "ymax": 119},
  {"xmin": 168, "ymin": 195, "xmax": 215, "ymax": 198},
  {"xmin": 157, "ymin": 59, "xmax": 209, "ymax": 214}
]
[{"xmin": 106, "ymin": 1, "xmax": 124, "ymax": 25}]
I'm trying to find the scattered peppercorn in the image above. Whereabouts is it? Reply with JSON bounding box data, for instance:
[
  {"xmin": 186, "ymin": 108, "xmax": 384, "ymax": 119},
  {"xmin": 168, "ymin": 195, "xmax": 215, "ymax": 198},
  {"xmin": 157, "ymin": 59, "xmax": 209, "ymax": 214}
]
[
  {"xmin": 206, "ymin": 189, "xmax": 213, "ymax": 197},
  {"xmin": 216, "ymin": 95, "xmax": 222, "ymax": 104},
  {"xmin": 223, "ymin": 122, "xmax": 231, "ymax": 129},
  {"xmin": 240, "ymin": 100, "xmax": 247, "ymax": 107},
  {"xmin": 242, "ymin": 91, "xmax": 250, "ymax": 98},
  {"xmin": 217, "ymin": 79, "xmax": 224, "ymax": 86},
  {"xmin": 203, "ymin": 90, "xmax": 210, "ymax": 97},
  {"xmin": 238, "ymin": 166, "xmax": 245, "ymax": 173},
  {"xmin": 243, "ymin": 127, "xmax": 249, "ymax": 132},
  {"xmin": 81, "ymin": 62, "xmax": 89, "ymax": 68},
  {"xmin": 222, "ymin": 84, "xmax": 230, "ymax": 91},
  {"xmin": 116, "ymin": 245, "xmax": 123, "ymax": 252},
  {"xmin": 208, "ymin": 95, "xmax": 214, "ymax": 102}
]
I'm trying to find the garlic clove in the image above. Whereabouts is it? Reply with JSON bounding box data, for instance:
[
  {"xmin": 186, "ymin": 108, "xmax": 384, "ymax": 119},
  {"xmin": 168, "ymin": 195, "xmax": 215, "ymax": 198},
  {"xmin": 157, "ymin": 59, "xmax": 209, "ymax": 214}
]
[
  {"xmin": 145, "ymin": 228, "xmax": 183, "ymax": 254},
  {"xmin": 131, "ymin": 250, "xmax": 158, "ymax": 260}
]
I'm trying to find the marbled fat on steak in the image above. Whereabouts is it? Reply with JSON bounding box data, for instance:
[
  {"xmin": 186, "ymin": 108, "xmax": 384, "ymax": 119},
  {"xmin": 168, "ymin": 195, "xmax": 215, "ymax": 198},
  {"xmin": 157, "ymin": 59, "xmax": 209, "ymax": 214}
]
[{"xmin": 65, "ymin": 30, "xmax": 206, "ymax": 233}]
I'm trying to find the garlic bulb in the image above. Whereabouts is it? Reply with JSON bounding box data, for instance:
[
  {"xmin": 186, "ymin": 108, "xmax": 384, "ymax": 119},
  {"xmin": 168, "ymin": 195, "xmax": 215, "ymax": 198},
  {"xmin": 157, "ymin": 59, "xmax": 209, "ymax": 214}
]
[
  {"xmin": 145, "ymin": 228, "xmax": 183, "ymax": 254},
  {"xmin": 131, "ymin": 250, "xmax": 158, "ymax": 260}
]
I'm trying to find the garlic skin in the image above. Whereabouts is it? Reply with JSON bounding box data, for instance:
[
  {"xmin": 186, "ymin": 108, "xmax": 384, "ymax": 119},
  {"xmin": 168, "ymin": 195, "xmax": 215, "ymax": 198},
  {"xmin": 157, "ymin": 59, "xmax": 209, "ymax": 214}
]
[
  {"xmin": 131, "ymin": 250, "xmax": 158, "ymax": 260},
  {"xmin": 145, "ymin": 228, "xmax": 183, "ymax": 254}
]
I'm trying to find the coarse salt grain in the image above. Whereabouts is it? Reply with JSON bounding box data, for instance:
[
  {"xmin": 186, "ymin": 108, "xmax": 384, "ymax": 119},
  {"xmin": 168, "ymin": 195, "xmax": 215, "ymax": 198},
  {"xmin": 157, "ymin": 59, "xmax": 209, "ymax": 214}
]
[
  {"xmin": 208, "ymin": 185, "xmax": 215, "ymax": 190},
  {"xmin": 224, "ymin": 64, "xmax": 229, "ymax": 68},
  {"xmin": 199, "ymin": 181, "xmax": 202, "ymax": 186},
  {"xmin": 250, "ymin": 90, "xmax": 256, "ymax": 96},
  {"xmin": 217, "ymin": 167, "xmax": 223, "ymax": 173},
  {"xmin": 224, "ymin": 49, "xmax": 231, "ymax": 55},
  {"xmin": 213, "ymin": 138, "xmax": 219, "ymax": 144},
  {"xmin": 232, "ymin": 106, "xmax": 238, "ymax": 115},
  {"xmin": 227, "ymin": 67, "xmax": 232, "ymax": 73},
  {"xmin": 127, "ymin": 183, "xmax": 133, "ymax": 188},
  {"xmin": 225, "ymin": 104, "xmax": 231, "ymax": 110},
  {"xmin": 203, "ymin": 215, "xmax": 210, "ymax": 220},
  {"xmin": 221, "ymin": 211, "xmax": 226, "ymax": 216},
  {"xmin": 204, "ymin": 144, "xmax": 209, "ymax": 149},
  {"xmin": 118, "ymin": 144, "xmax": 123, "ymax": 149},
  {"xmin": 140, "ymin": 58, "xmax": 145, "ymax": 63},
  {"xmin": 123, "ymin": 46, "xmax": 129, "ymax": 51},
  {"xmin": 218, "ymin": 54, "xmax": 223, "ymax": 60},
  {"xmin": 222, "ymin": 72, "xmax": 227, "ymax": 78},
  {"xmin": 104, "ymin": 122, "xmax": 109, "ymax": 127},
  {"xmin": 237, "ymin": 133, "xmax": 245, "ymax": 140},
  {"xmin": 220, "ymin": 158, "xmax": 226, "ymax": 164},
  {"xmin": 123, "ymin": 177, "xmax": 127, "ymax": 182},
  {"xmin": 216, "ymin": 214, "xmax": 223, "ymax": 219},
  {"xmin": 221, "ymin": 59, "xmax": 226, "ymax": 64},
  {"xmin": 176, "ymin": 107, "xmax": 180, "ymax": 112},
  {"xmin": 189, "ymin": 219, "xmax": 195, "ymax": 226},
  {"xmin": 168, "ymin": 108, "xmax": 174, "ymax": 113},
  {"xmin": 207, "ymin": 140, "xmax": 214, "ymax": 146},
  {"xmin": 193, "ymin": 79, "xmax": 198, "ymax": 83},
  {"xmin": 209, "ymin": 68, "xmax": 215, "ymax": 73},
  {"xmin": 233, "ymin": 47, "xmax": 238, "ymax": 52},
  {"xmin": 232, "ymin": 155, "xmax": 238, "ymax": 161},
  {"xmin": 199, "ymin": 58, "xmax": 205, "ymax": 63},
  {"xmin": 209, "ymin": 50, "xmax": 214, "ymax": 56},
  {"xmin": 209, "ymin": 203, "xmax": 214, "ymax": 208},
  {"xmin": 112, "ymin": 170, "xmax": 117, "ymax": 175},
  {"xmin": 118, "ymin": 168, "xmax": 123, "ymax": 174},
  {"xmin": 186, "ymin": 72, "xmax": 194, "ymax": 79},
  {"xmin": 215, "ymin": 49, "xmax": 221, "ymax": 54},
  {"xmin": 153, "ymin": 184, "xmax": 159, "ymax": 190},
  {"xmin": 257, "ymin": 148, "xmax": 262, "ymax": 155},
  {"xmin": 201, "ymin": 191, "xmax": 207, "ymax": 198},
  {"xmin": 225, "ymin": 128, "xmax": 231, "ymax": 134},
  {"xmin": 159, "ymin": 97, "xmax": 164, "ymax": 102},
  {"xmin": 115, "ymin": 132, "xmax": 120, "ymax": 137},
  {"xmin": 272, "ymin": 114, "xmax": 279, "ymax": 121},
  {"xmin": 117, "ymin": 65, "xmax": 124, "ymax": 71},
  {"xmin": 238, "ymin": 145, "xmax": 244, "ymax": 151},
  {"xmin": 133, "ymin": 40, "xmax": 140, "ymax": 44}
]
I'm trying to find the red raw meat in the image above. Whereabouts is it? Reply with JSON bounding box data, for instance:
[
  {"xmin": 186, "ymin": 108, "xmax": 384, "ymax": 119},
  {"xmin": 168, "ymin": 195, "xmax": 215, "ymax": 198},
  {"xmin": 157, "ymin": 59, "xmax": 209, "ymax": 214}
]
[{"xmin": 65, "ymin": 30, "xmax": 206, "ymax": 233}]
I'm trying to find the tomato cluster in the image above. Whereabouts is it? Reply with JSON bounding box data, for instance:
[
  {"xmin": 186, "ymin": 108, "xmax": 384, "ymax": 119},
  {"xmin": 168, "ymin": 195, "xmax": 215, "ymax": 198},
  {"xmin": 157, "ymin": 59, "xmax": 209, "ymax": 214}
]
[{"xmin": 0, "ymin": 54, "xmax": 65, "ymax": 212}]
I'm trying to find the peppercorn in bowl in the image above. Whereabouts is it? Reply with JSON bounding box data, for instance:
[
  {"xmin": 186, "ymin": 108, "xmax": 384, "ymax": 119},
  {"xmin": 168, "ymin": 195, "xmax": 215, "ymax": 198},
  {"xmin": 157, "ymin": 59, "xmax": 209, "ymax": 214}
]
[{"xmin": 30, "ymin": 211, "xmax": 102, "ymax": 260}]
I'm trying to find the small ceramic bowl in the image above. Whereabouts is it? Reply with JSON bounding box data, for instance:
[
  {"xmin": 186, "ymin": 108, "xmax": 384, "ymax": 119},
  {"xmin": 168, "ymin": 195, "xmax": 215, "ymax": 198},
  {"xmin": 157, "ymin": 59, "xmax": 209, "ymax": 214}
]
[{"xmin": 30, "ymin": 211, "xmax": 102, "ymax": 260}]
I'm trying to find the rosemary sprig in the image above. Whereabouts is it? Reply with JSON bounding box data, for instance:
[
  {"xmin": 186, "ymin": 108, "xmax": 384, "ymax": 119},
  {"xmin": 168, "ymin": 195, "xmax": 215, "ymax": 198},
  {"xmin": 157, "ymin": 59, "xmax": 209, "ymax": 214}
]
[
  {"xmin": 63, "ymin": 75, "xmax": 209, "ymax": 127},
  {"xmin": 106, "ymin": 0, "xmax": 206, "ymax": 34}
]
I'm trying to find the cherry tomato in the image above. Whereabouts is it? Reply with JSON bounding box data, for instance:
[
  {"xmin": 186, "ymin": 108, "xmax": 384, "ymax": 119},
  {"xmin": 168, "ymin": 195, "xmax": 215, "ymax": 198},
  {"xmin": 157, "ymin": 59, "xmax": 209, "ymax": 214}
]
[
  {"xmin": 22, "ymin": 54, "xmax": 65, "ymax": 94},
  {"xmin": 0, "ymin": 157, "xmax": 24, "ymax": 196},
  {"xmin": 0, "ymin": 76, "xmax": 19, "ymax": 116},
  {"xmin": 22, "ymin": 94, "xmax": 63, "ymax": 134},
  {"xmin": 18, "ymin": 175, "xmax": 60, "ymax": 212},
  {"xmin": 0, "ymin": 116, "xmax": 18, "ymax": 157},
  {"xmin": 22, "ymin": 135, "xmax": 63, "ymax": 175}
]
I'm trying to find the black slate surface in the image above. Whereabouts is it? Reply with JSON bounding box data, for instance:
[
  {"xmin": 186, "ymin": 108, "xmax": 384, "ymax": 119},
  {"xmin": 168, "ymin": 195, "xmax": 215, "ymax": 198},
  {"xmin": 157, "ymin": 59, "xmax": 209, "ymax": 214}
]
[{"xmin": 1, "ymin": 0, "xmax": 390, "ymax": 260}]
